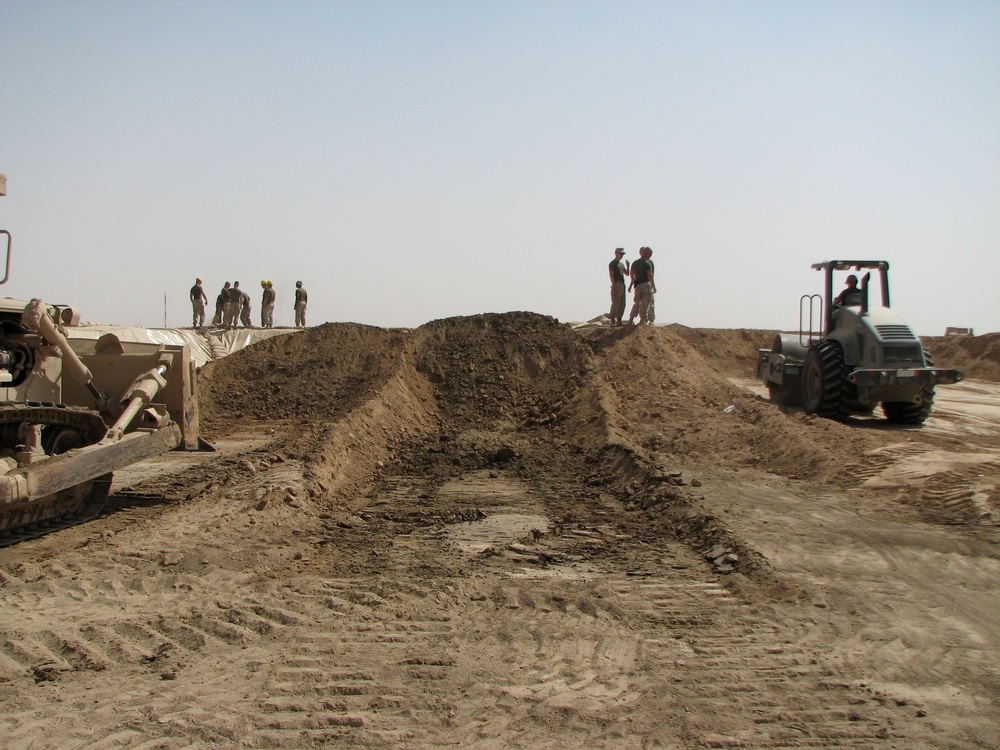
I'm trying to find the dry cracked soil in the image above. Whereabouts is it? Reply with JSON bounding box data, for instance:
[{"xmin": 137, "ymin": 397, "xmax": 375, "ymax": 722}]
[{"xmin": 1, "ymin": 312, "xmax": 999, "ymax": 749}]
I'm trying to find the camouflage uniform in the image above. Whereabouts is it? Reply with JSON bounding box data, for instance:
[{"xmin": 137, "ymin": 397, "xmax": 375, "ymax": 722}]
[
  {"xmin": 190, "ymin": 279, "xmax": 208, "ymax": 327},
  {"xmin": 294, "ymin": 282, "xmax": 307, "ymax": 327}
]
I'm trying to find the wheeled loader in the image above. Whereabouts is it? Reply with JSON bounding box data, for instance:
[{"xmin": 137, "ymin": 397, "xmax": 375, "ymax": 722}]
[
  {"xmin": 0, "ymin": 173, "xmax": 207, "ymax": 538},
  {"xmin": 757, "ymin": 260, "xmax": 962, "ymax": 424}
]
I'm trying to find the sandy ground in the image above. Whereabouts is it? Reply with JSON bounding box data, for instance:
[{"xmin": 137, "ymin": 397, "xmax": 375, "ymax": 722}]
[{"xmin": 0, "ymin": 315, "xmax": 997, "ymax": 749}]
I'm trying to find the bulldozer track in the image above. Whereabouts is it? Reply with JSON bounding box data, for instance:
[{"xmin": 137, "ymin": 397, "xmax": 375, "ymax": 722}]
[
  {"xmin": 0, "ymin": 475, "xmax": 111, "ymax": 548},
  {"xmin": 0, "ymin": 403, "xmax": 111, "ymax": 538},
  {"xmin": 0, "ymin": 402, "xmax": 107, "ymax": 444}
]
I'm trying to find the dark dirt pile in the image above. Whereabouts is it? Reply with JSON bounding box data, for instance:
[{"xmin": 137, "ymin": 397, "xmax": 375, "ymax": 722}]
[
  {"xmin": 197, "ymin": 313, "xmax": 591, "ymax": 435},
  {"xmin": 197, "ymin": 324, "xmax": 410, "ymax": 430},
  {"xmin": 412, "ymin": 312, "xmax": 592, "ymax": 429},
  {"xmin": 197, "ymin": 313, "xmax": 603, "ymax": 505}
]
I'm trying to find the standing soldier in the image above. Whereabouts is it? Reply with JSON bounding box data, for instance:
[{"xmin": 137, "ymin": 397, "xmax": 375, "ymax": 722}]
[
  {"xmin": 214, "ymin": 282, "xmax": 231, "ymax": 326},
  {"xmin": 226, "ymin": 281, "xmax": 243, "ymax": 329},
  {"xmin": 294, "ymin": 281, "xmax": 308, "ymax": 327},
  {"xmin": 190, "ymin": 277, "xmax": 209, "ymax": 328},
  {"xmin": 627, "ymin": 246, "xmax": 656, "ymax": 326},
  {"xmin": 239, "ymin": 287, "xmax": 253, "ymax": 328},
  {"xmin": 608, "ymin": 248, "xmax": 629, "ymax": 327},
  {"xmin": 261, "ymin": 280, "xmax": 276, "ymax": 328}
]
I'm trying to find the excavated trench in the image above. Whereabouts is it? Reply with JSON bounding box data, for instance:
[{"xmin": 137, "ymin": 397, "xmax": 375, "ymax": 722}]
[{"xmin": 197, "ymin": 313, "xmax": 782, "ymax": 583}]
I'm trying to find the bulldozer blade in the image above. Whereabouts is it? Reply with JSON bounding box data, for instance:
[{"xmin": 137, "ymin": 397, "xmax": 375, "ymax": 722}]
[{"xmin": 2, "ymin": 423, "xmax": 183, "ymax": 505}]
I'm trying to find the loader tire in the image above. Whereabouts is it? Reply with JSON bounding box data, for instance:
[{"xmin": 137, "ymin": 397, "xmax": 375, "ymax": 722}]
[
  {"xmin": 802, "ymin": 340, "xmax": 848, "ymax": 421},
  {"xmin": 882, "ymin": 348, "xmax": 935, "ymax": 425}
]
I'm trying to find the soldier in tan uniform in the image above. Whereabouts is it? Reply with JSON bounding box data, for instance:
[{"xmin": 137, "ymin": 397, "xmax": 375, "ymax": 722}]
[
  {"xmin": 294, "ymin": 281, "xmax": 307, "ymax": 327},
  {"xmin": 261, "ymin": 281, "xmax": 276, "ymax": 328},
  {"xmin": 189, "ymin": 278, "xmax": 208, "ymax": 327}
]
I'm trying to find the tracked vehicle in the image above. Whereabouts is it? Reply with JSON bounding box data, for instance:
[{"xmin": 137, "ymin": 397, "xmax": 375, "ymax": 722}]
[
  {"xmin": 0, "ymin": 173, "xmax": 205, "ymax": 537},
  {"xmin": 757, "ymin": 260, "xmax": 962, "ymax": 424}
]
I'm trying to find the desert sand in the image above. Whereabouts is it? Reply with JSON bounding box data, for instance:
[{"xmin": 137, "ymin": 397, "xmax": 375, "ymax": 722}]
[{"xmin": 1, "ymin": 314, "xmax": 997, "ymax": 749}]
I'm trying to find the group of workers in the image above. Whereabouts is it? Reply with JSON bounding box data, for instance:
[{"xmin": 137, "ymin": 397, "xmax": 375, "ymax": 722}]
[
  {"xmin": 608, "ymin": 246, "xmax": 656, "ymax": 326},
  {"xmin": 189, "ymin": 278, "xmax": 308, "ymax": 330}
]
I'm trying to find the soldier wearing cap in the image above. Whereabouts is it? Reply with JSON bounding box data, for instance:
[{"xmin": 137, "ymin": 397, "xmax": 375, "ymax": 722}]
[
  {"xmin": 190, "ymin": 277, "xmax": 208, "ymax": 328},
  {"xmin": 608, "ymin": 248, "xmax": 630, "ymax": 327},
  {"xmin": 261, "ymin": 280, "xmax": 276, "ymax": 328},
  {"xmin": 294, "ymin": 281, "xmax": 308, "ymax": 327}
]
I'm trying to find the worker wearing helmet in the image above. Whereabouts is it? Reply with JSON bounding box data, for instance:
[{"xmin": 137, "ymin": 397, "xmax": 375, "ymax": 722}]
[
  {"xmin": 835, "ymin": 274, "xmax": 862, "ymax": 307},
  {"xmin": 190, "ymin": 277, "xmax": 208, "ymax": 328}
]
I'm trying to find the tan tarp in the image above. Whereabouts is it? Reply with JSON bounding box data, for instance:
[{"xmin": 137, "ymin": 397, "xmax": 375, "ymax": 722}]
[{"xmin": 65, "ymin": 326, "xmax": 296, "ymax": 368}]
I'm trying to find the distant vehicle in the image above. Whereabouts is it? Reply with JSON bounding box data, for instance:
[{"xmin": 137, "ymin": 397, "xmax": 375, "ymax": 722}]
[
  {"xmin": 757, "ymin": 260, "xmax": 962, "ymax": 425},
  {"xmin": 0, "ymin": 173, "xmax": 206, "ymax": 539}
]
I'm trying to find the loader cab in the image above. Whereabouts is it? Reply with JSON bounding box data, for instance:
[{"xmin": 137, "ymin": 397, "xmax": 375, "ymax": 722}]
[
  {"xmin": 813, "ymin": 260, "xmax": 890, "ymax": 336},
  {"xmin": 835, "ymin": 275, "xmax": 862, "ymax": 307}
]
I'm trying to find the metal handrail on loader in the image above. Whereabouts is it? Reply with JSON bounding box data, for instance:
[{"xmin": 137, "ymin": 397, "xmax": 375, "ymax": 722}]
[{"xmin": 799, "ymin": 294, "xmax": 823, "ymax": 347}]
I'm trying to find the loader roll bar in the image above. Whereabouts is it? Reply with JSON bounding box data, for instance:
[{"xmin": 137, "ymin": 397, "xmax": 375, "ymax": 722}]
[
  {"xmin": 1, "ymin": 172, "xmax": 9, "ymax": 285},
  {"xmin": 813, "ymin": 260, "xmax": 891, "ymax": 333},
  {"xmin": 0, "ymin": 231, "xmax": 10, "ymax": 286}
]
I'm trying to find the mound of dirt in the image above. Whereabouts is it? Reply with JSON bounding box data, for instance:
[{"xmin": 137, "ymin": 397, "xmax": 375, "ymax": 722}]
[
  {"xmin": 924, "ymin": 332, "xmax": 1000, "ymax": 382},
  {"xmin": 587, "ymin": 324, "xmax": 876, "ymax": 482},
  {"xmin": 413, "ymin": 312, "xmax": 591, "ymax": 428},
  {"xmin": 193, "ymin": 315, "xmax": 1000, "ymax": 513},
  {"xmin": 197, "ymin": 313, "xmax": 602, "ymax": 503},
  {"xmin": 197, "ymin": 315, "xmax": 906, "ymax": 491},
  {"xmin": 665, "ymin": 324, "xmax": 777, "ymax": 379},
  {"xmin": 197, "ymin": 323, "xmax": 409, "ymax": 430}
]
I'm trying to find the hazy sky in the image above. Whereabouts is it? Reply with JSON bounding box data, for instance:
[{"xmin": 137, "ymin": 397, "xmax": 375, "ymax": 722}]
[{"xmin": 2, "ymin": 1, "xmax": 998, "ymax": 335}]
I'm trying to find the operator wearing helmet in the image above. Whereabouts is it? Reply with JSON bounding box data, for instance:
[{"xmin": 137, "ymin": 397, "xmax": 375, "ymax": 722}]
[{"xmin": 835, "ymin": 275, "xmax": 862, "ymax": 307}]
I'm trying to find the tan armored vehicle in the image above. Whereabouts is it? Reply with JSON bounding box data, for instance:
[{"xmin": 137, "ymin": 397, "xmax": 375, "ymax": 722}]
[{"xmin": 0, "ymin": 173, "xmax": 205, "ymax": 538}]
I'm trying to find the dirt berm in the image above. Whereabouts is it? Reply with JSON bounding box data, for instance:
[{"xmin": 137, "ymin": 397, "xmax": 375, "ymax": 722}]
[{"xmin": 1, "ymin": 312, "xmax": 998, "ymax": 749}]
